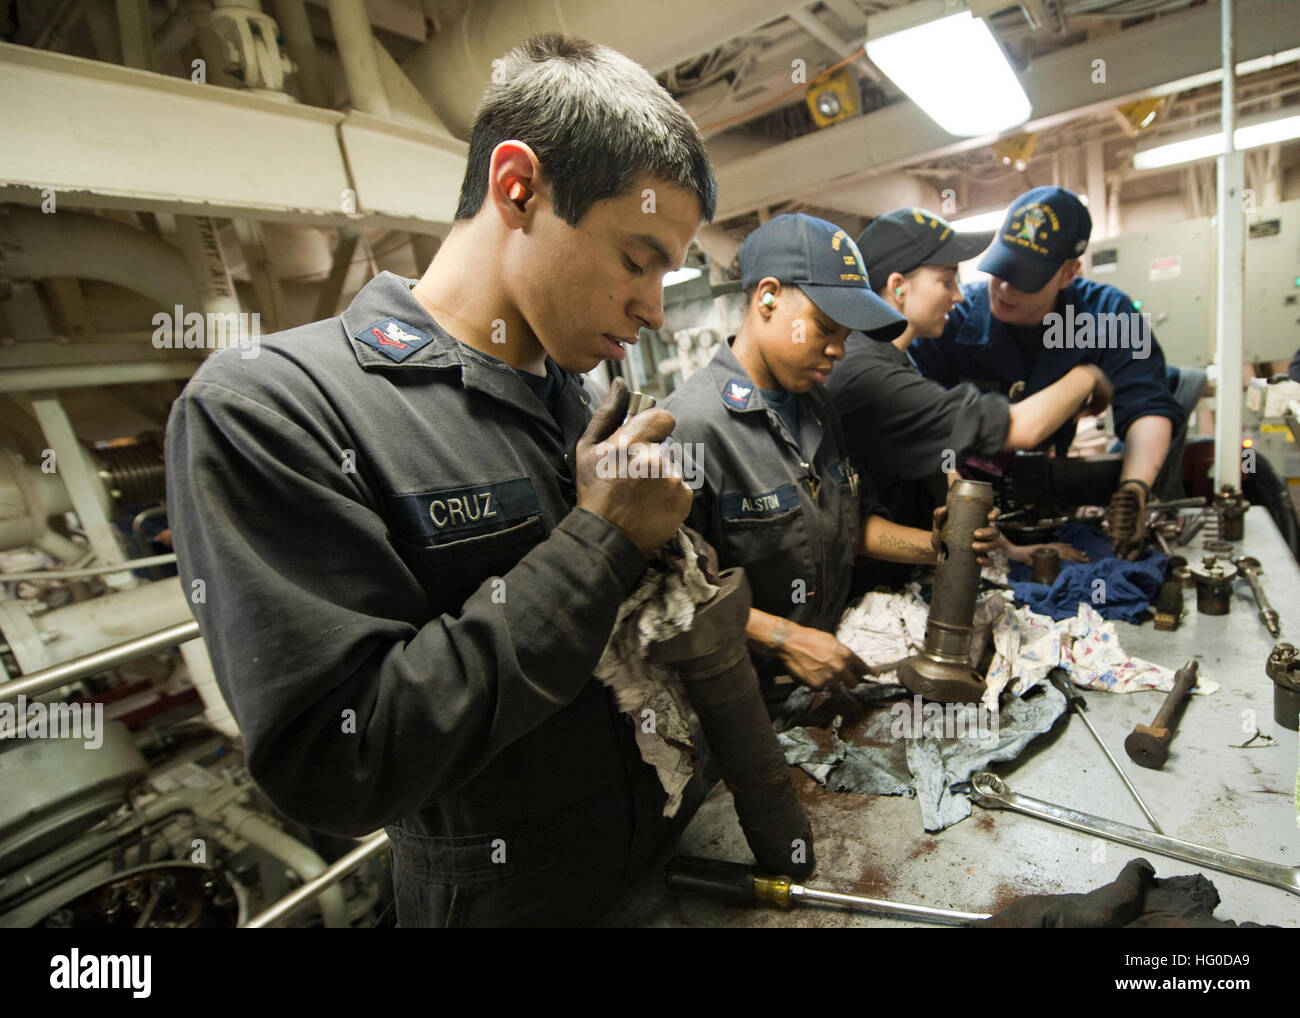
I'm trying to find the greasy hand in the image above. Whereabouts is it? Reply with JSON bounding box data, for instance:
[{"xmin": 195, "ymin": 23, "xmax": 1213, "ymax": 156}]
[
  {"xmin": 1077, "ymin": 363, "xmax": 1114, "ymax": 417},
  {"xmin": 778, "ymin": 624, "xmax": 867, "ymax": 692},
  {"xmin": 1108, "ymin": 481, "xmax": 1149, "ymax": 560},
  {"xmin": 932, "ymin": 505, "xmax": 1002, "ymax": 567},
  {"xmin": 575, "ymin": 378, "xmax": 692, "ymax": 558},
  {"xmin": 1005, "ymin": 540, "xmax": 1090, "ymax": 566}
]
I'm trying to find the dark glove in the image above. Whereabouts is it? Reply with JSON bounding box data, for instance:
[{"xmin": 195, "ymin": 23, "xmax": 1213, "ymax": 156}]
[{"xmin": 1108, "ymin": 479, "xmax": 1150, "ymax": 560}]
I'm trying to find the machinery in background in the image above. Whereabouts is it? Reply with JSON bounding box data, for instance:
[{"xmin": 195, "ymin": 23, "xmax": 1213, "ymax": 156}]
[
  {"xmin": 0, "ymin": 403, "xmax": 391, "ymax": 928},
  {"xmin": 1245, "ymin": 375, "xmax": 1300, "ymax": 517},
  {"xmin": 0, "ymin": 696, "xmax": 392, "ymax": 929}
]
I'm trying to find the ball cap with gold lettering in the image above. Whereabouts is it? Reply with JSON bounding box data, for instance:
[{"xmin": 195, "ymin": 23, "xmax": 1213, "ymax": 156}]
[
  {"xmin": 857, "ymin": 207, "xmax": 994, "ymax": 300},
  {"xmin": 740, "ymin": 213, "xmax": 907, "ymax": 341},
  {"xmin": 979, "ymin": 186, "xmax": 1092, "ymax": 293}
]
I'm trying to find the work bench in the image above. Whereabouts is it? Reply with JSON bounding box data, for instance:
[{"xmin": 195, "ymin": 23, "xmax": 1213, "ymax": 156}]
[{"xmin": 619, "ymin": 507, "xmax": 1300, "ymax": 928}]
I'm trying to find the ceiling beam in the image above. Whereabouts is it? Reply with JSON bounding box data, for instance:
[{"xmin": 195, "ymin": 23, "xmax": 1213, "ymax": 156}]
[{"xmin": 712, "ymin": 0, "xmax": 1300, "ymax": 220}]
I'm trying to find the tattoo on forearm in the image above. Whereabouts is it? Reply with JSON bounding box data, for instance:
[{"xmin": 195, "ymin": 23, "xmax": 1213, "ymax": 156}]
[
  {"xmin": 878, "ymin": 532, "xmax": 930, "ymax": 558},
  {"xmin": 770, "ymin": 619, "xmax": 791, "ymax": 651}
]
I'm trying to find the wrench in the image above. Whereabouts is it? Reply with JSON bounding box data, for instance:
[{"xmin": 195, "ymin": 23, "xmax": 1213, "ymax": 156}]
[{"xmin": 969, "ymin": 772, "xmax": 1300, "ymax": 898}]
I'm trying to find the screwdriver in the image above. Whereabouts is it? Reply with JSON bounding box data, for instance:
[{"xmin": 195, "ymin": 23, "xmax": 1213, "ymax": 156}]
[
  {"xmin": 1048, "ymin": 668, "xmax": 1164, "ymax": 834},
  {"xmin": 666, "ymin": 856, "xmax": 991, "ymax": 926}
]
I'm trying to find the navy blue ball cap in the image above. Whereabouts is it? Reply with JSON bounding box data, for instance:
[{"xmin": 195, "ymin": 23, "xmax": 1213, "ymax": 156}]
[
  {"xmin": 739, "ymin": 213, "xmax": 907, "ymax": 341},
  {"xmin": 857, "ymin": 208, "xmax": 994, "ymax": 296},
  {"xmin": 978, "ymin": 186, "xmax": 1092, "ymax": 293}
]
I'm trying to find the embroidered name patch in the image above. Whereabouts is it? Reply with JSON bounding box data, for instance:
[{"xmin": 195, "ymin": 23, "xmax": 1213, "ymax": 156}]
[
  {"xmin": 721, "ymin": 483, "xmax": 800, "ymax": 520},
  {"xmin": 355, "ymin": 318, "xmax": 433, "ymax": 362},
  {"xmin": 387, "ymin": 477, "xmax": 540, "ymax": 542}
]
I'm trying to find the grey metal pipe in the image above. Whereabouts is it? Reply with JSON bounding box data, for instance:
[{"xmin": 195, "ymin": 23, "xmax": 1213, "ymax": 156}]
[
  {"xmin": 651, "ymin": 569, "xmax": 816, "ymax": 881},
  {"xmin": 0, "ymin": 207, "xmax": 201, "ymax": 311},
  {"xmin": 899, "ymin": 479, "xmax": 994, "ymax": 702},
  {"xmin": 326, "ymin": 0, "xmax": 390, "ymax": 116},
  {"xmin": 243, "ymin": 831, "xmax": 389, "ymax": 928},
  {"xmin": 272, "ymin": 0, "xmax": 329, "ymax": 107},
  {"xmin": 0, "ymin": 620, "xmax": 200, "ymax": 703}
]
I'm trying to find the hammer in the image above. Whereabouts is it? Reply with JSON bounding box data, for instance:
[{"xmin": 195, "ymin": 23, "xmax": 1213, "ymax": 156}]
[{"xmin": 1124, "ymin": 660, "xmax": 1198, "ymax": 770}]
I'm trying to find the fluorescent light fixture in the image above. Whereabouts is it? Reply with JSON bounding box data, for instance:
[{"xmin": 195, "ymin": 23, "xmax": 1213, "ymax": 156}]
[
  {"xmin": 663, "ymin": 266, "xmax": 702, "ymax": 287},
  {"xmin": 1134, "ymin": 111, "xmax": 1300, "ymax": 170},
  {"xmin": 865, "ymin": 3, "xmax": 1031, "ymax": 137},
  {"xmin": 949, "ymin": 209, "xmax": 1007, "ymax": 232}
]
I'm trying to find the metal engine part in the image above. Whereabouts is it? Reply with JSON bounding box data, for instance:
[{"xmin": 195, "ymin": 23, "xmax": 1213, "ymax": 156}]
[
  {"xmin": 1265, "ymin": 643, "xmax": 1300, "ymax": 731},
  {"xmin": 899, "ymin": 479, "xmax": 994, "ymax": 703},
  {"xmin": 1236, "ymin": 556, "xmax": 1281, "ymax": 638},
  {"xmin": 1211, "ymin": 485, "xmax": 1247, "ymax": 542},
  {"xmin": 650, "ymin": 568, "xmax": 815, "ymax": 881},
  {"xmin": 1188, "ymin": 556, "xmax": 1237, "ymax": 615},
  {"xmin": 0, "ymin": 721, "xmax": 147, "ymax": 876},
  {"xmin": 38, "ymin": 861, "xmax": 247, "ymax": 928},
  {"xmin": 1030, "ymin": 546, "xmax": 1060, "ymax": 584}
]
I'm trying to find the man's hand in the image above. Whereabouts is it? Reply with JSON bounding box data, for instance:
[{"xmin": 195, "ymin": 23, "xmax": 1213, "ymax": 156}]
[
  {"xmin": 931, "ymin": 505, "xmax": 1001, "ymax": 567},
  {"xmin": 1074, "ymin": 363, "xmax": 1114, "ymax": 417},
  {"xmin": 1108, "ymin": 479, "xmax": 1149, "ymax": 560},
  {"xmin": 575, "ymin": 378, "xmax": 692, "ymax": 558},
  {"xmin": 1002, "ymin": 536, "xmax": 1090, "ymax": 566},
  {"xmin": 775, "ymin": 622, "xmax": 868, "ymax": 692}
]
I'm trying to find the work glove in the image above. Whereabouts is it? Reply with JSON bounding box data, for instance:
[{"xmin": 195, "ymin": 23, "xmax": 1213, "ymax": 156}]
[{"xmin": 1108, "ymin": 479, "xmax": 1150, "ymax": 560}]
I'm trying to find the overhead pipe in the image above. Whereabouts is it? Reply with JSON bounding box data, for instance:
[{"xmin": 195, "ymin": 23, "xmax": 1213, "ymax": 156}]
[
  {"xmin": 403, "ymin": 0, "xmax": 802, "ymax": 139},
  {"xmin": 1214, "ymin": 0, "xmax": 1245, "ymax": 492},
  {"xmin": 271, "ymin": 0, "xmax": 329, "ymax": 107},
  {"xmin": 326, "ymin": 0, "xmax": 391, "ymax": 116},
  {"xmin": 0, "ymin": 207, "xmax": 201, "ymax": 311}
]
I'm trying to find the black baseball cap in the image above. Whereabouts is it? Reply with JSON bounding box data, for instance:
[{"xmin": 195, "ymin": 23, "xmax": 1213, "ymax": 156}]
[
  {"xmin": 740, "ymin": 213, "xmax": 907, "ymax": 341},
  {"xmin": 858, "ymin": 208, "xmax": 994, "ymax": 298},
  {"xmin": 979, "ymin": 186, "xmax": 1092, "ymax": 293}
]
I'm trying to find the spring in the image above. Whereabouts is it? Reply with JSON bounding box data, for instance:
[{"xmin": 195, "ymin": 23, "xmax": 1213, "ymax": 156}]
[
  {"xmin": 94, "ymin": 438, "xmax": 166, "ymax": 506},
  {"xmin": 1107, "ymin": 486, "xmax": 1141, "ymax": 545}
]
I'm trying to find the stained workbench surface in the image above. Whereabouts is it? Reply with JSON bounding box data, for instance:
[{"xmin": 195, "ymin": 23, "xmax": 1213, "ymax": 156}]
[{"xmin": 617, "ymin": 507, "xmax": 1300, "ymax": 928}]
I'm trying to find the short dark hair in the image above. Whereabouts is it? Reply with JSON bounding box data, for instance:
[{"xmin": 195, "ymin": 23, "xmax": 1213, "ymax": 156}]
[{"xmin": 454, "ymin": 34, "xmax": 717, "ymax": 226}]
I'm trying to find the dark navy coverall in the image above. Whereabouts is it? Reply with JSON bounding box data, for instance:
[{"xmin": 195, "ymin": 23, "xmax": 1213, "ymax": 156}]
[{"xmin": 165, "ymin": 271, "xmax": 705, "ymax": 927}]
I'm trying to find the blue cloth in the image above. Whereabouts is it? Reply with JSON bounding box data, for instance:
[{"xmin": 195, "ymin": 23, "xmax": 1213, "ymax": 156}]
[
  {"xmin": 1007, "ymin": 520, "xmax": 1166, "ymax": 623},
  {"xmin": 907, "ymin": 279, "xmax": 1185, "ymax": 454}
]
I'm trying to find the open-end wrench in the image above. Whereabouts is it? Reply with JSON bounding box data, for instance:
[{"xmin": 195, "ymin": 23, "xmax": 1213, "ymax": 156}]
[{"xmin": 970, "ymin": 772, "xmax": 1300, "ymax": 898}]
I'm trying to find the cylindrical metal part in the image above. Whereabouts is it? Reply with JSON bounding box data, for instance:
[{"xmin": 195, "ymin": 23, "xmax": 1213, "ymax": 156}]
[
  {"xmin": 1030, "ymin": 547, "xmax": 1060, "ymax": 585},
  {"xmin": 624, "ymin": 391, "xmax": 657, "ymax": 423},
  {"xmin": 0, "ymin": 619, "xmax": 200, "ymax": 703},
  {"xmin": 1265, "ymin": 644, "xmax": 1300, "ymax": 732},
  {"xmin": 1213, "ymin": 487, "xmax": 1247, "ymax": 541},
  {"xmin": 651, "ymin": 570, "xmax": 815, "ymax": 880},
  {"xmin": 1236, "ymin": 558, "xmax": 1280, "ymax": 638},
  {"xmin": 899, "ymin": 480, "xmax": 993, "ymax": 702},
  {"xmin": 1190, "ymin": 557, "xmax": 1237, "ymax": 615},
  {"xmin": 1124, "ymin": 660, "xmax": 1198, "ymax": 770}
]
